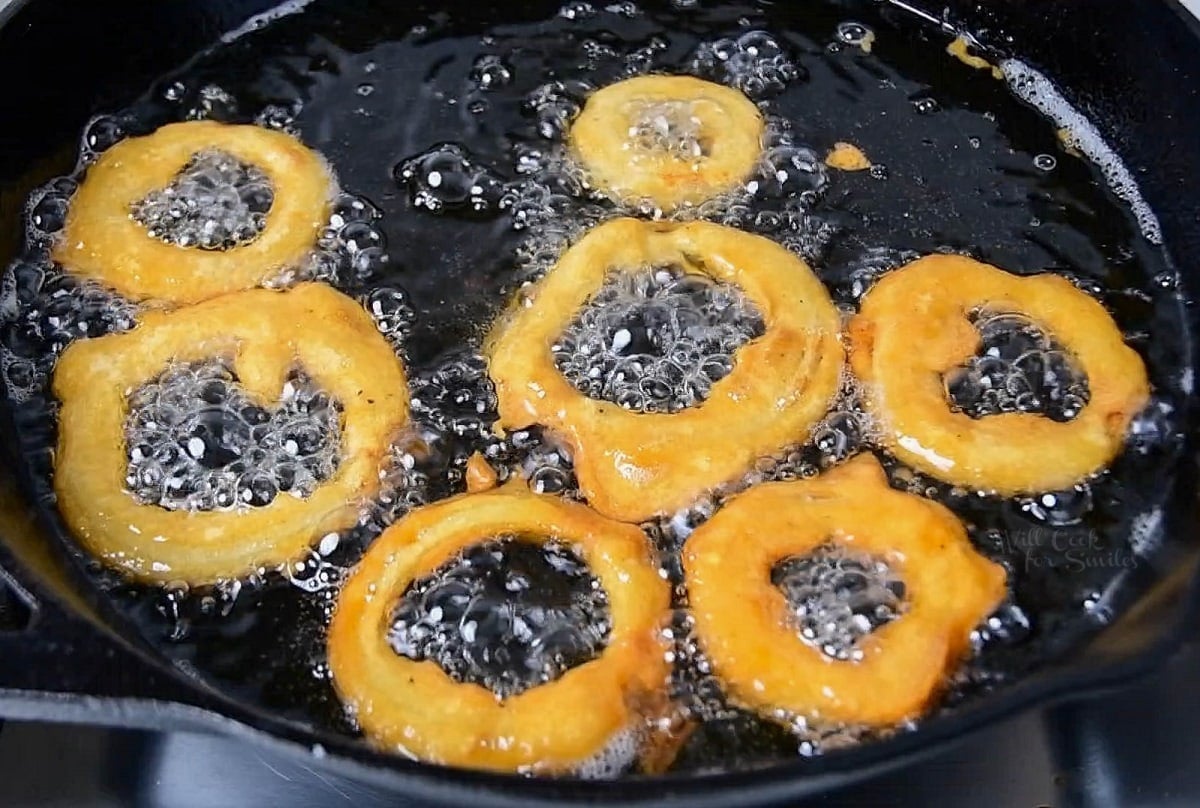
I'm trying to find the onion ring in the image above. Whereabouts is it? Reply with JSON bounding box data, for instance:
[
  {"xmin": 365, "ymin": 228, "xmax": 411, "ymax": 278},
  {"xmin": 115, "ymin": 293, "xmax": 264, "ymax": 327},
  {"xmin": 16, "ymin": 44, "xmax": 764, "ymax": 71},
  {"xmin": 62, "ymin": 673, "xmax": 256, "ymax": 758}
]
[
  {"xmin": 569, "ymin": 75, "xmax": 764, "ymax": 211},
  {"xmin": 485, "ymin": 217, "xmax": 843, "ymax": 523},
  {"xmin": 848, "ymin": 254, "xmax": 1150, "ymax": 494},
  {"xmin": 52, "ymin": 283, "xmax": 408, "ymax": 584},
  {"xmin": 54, "ymin": 121, "xmax": 336, "ymax": 304},
  {"xmin": 327, "ymin": 483, "xmax": 670, "ymax": 773},
  {"xmin": 683, "ymin": 453, "xmax": 1007, "ymax": 726}
]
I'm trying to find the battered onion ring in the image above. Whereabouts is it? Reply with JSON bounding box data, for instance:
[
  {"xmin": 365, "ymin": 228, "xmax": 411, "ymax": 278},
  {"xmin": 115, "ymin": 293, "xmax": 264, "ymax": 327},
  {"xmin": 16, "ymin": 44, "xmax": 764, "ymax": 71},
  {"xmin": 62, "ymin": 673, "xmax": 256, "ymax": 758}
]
[
  {"xmin": 327, "ymin": 483, "xmax": 670, "ymax": 773},
  {"xmin": 485, "ymin": 217, "xmax": 843, "ymax": 523},
  {"xmin": 54, "ymin": 121, "xmax": 336, "ymax": 304},
  {"xmin": 569, "ymin": 75, "xmax": 764, "ymax": 211},
  {"xmin": 848, "ymin": 254, "xmax": 1150, "ymax": 494},
  {"xmin": 52, "ymin": 283, "xmax": 408, "ymax": 585},
  {"xmin": 684, "ymin": 454, "xmax": 1007, "ymax": 726}
]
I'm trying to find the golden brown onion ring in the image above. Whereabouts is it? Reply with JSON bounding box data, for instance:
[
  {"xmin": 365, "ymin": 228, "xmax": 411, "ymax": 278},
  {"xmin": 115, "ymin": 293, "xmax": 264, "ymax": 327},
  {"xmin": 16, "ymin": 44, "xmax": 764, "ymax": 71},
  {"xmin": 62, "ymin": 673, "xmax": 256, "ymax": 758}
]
[
  {"xmin": 569, "ymin": 75, "xmax": 764, "ymax": 211},
  {"xmin": 684, "ymin": 453, "xmax": 1007, "ymax": 726},
  {"xmin": 52, "ymin": 283, "xmax": 408, "ymax": 585},
  {"xmin": 54, "ymin": 121, "xmax": 336, "ymax": 304},
  {"xmin": 485, "ymin": 217, "xmax": 844, "ymax": 523},
  {"xmin": 848, "ymin": 254, "xmax": 1150, "ymax": 494},
  {"xmin": 327, "ymin": 483, "xmax": 670, "ymax": 773}
]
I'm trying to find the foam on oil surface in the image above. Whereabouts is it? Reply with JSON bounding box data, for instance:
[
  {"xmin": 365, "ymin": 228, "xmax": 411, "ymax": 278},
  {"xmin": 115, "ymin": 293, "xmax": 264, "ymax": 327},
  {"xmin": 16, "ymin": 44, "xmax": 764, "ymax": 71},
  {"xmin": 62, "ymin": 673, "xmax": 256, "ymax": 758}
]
[
  {"xmin": 220, "ymin": 0, "xmax": 321, "ymax": 44},
  {"xmin": 124, "ymin": 359, "xmax": 341, "ymax": 511},
  {"xmin": 388, "ymin": 537, "xmax": 611, "ymax": 699},
  {"xmin": 1001, "ymin": 59, "xmax": 1163, "ymax": 244},
  {"xmin": 690, "ymin": 30, "xmax": 801, "ymax": 99},
  {"xmin": 772, "ymin": 543, "xmax": 906, "ymax": 663},
  {"xmin": 131, "ymin": 148, "xmax": 274, "ymax": 251},
  {"xmin": 553, "ymin": 266, "xmax": 765, "ymax": 414},
  {"xmin": 628, "ymin": 100, "xmax": 707, "ymax": 162},
  {"xmin": 946, "ymin": 311, "xmax": 1090, "ymax": 422}
]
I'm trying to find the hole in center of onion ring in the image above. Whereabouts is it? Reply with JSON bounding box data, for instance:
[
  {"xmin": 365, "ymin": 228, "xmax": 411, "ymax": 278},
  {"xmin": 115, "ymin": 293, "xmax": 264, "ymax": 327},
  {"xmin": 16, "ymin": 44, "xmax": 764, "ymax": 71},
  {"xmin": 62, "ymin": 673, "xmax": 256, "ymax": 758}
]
[
  {"xmin": 388, "ymin": 536, "xmax": 612, "ymax": 699},
  {"xmin": 771, "ymin": 542, "xmax": 907, "ymax": 662},
  {"xmin": 124, "ymin": 358, "xmax": 341, "ymax": 512},
  {"xmin": 552, "ymin": 265, "xmax": 765, "ymax": 414},
  {"xmin": 625, "ymin": 100, "xmax": 712, "ymax": 162},
  {"xmin": 944, "ymin": 310, "xmax": 1090, "ymax": 422},
  {"xmin": 130, "ymin": 148, "xmax": 275, "ymax": 250}
]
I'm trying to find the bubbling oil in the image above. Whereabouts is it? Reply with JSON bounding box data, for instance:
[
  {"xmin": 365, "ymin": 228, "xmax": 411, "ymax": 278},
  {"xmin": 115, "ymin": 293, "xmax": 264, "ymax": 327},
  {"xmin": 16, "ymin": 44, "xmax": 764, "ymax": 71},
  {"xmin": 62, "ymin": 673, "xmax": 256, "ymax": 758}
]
[
  {"xmin": 552, "ymin": 266, "xmax": 765, "ymax": 414},
  {"xmin": 772, "ymin": 543, "xmax": 907, "ymax": 663},
  {"xmin": 124, "ymin": 359, "xmax": 341, "ymax": 511},
  {"xmin": 947, "ymin": 311, "xmax": 1090, "ymax": 422},
  {"xmin": 0, "ymin": 0, "xmax": 1191, "ymax": 780},
  {"xmin": 628, "ymin": 100, "xmax": 707, "ymax": 161},
  {"xmin": 130, "ymin": 149, "xmax": 274, "ymax": 250},
  {"xmin": 388, "ymin": 537, "xmax": 611, "ymax": 700},
  {"xmin": 690, "ymin": 30, "xmax": 802, "ymax": 99}
]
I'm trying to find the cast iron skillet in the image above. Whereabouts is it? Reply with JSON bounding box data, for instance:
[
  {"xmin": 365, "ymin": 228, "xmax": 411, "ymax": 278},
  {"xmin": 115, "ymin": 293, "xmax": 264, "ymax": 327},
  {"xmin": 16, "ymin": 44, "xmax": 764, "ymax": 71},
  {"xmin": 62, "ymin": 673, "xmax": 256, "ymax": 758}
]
[{"xmin": 1, "ymin": 0, "xmax": 1199, "ymax": 805}]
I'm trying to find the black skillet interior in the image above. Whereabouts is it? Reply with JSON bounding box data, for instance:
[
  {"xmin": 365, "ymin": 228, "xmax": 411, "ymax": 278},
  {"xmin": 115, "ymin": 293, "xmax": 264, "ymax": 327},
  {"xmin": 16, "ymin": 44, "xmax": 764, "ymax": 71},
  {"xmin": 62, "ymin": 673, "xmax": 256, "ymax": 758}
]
[{"xmin": 1, "ymin": 0, "xmax": 1199, "ymax": 805}]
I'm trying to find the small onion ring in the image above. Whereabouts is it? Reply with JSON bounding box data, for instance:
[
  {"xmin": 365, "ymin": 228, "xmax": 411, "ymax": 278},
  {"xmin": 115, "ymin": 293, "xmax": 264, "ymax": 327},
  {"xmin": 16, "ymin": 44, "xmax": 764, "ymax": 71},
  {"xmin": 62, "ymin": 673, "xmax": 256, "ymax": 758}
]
[
  {"xmin": 52, "ymin": 283, "xmax": 408, "ymax": 585},
  {"xmin": 848, "ymin": 254, "xmax": 1150, "ymax": 494},
  {"xmin": 485, "ymin": 217, "xmax": 844, "ymax": 523},
  {"xmin": 684, "ymin": 453, "xmax": 1007, "ymax": 726},
  {"xmin": 327, "ymin": 483, "xmax": 671, "ymax": 773},
  {"xmin": 54, "ymin": 121, "xmax": 336, "ymax": 304},
  {"xmin": 569, "ymin": 75, "xmax": 764, "ymax": 211}
]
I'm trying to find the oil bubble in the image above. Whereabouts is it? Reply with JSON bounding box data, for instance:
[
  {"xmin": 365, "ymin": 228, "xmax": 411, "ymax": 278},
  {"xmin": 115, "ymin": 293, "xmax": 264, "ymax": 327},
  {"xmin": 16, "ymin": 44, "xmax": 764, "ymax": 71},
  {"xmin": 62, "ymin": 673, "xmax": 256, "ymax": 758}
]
[
  {"xmin": 395, "ymin": 143, "xmax": 506, "ymax": 218},
  {"xmin": 1124, "ymin": 397, "xmax": 1180, "ymax": 454},
  {"xmin": 755, "ymin": 143, "xmax": 828, "ymax": 202},
  {"xmin": 525, "ymin": 80, "xmax": 593, "ymax": 140},
  {"xmin": 254, "ymin": 102, "xmax": 303, "ymax": 134},
  {"xmin": 360, "ymin": 286, "xmax": 416, "ymax": 351},
  {"xmin": 553, "ymin": 266, "xmax": 764, "ymax": 414},
  {"xmin": 605, "ymin": 2, "xmax": 641, "ymax": 18},
  {"xmin": 912, "ymin": 96, "xmax": 939, "ymax": 115},
  {"xmin": 836, "ymin": 22, "xmax": 873, "ymax": 46},
  {"xmin": 411, "ymin": 352, "xmax": 498, "ymax": 441},
  {"xmin": 945, "ymin": 311, "xmax": 1090, "ymax": 423},
  {"xmin": 773, "ymin": 543, "xmax": 906, "ymax": 662},
  {"xmin": 185, "ymin": 83, "xmax": 239, "ymax": 121},
  {"xmin": 26, "ymin": 186, "xmax": 71, "ymax": 240},
  {"xmin": 1015, "ymin": 485, "xmax": 1093, "ymax": 526},
  {"xmin": 82, "ymin": 115, "xmax": 126, "ymax": 158},
  {"xmin": 388, "ymin": 537, "xmax": 610, "ymax": 698},
  {"xmin": 691, "ymin": 30, "xmax": 801, "ymax": 99},
  {"xmin": 559, "ymin": 1, "xmax": 597, "ymax": 20},
  {"xmin": 131, "ymin": 149, "xmax": 273, "ymax": 251},
  {"xmin": 470, "ymin": 54, "xmax": 513, "ymax": 91}
]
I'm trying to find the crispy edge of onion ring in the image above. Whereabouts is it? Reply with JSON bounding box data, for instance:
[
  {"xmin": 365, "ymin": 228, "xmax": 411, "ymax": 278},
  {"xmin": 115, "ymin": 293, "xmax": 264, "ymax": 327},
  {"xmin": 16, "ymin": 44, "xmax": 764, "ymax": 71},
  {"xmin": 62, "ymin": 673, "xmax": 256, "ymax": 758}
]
[
  {"xmin": 53, "ymin": 120, "xmax": 337, "ymax": 304},
  {"xmin": 484, "ymin": 217, "xmax": 844, "ymax": 523},
  {"xmin": 569, "ymin": 75, "xmax": 764, "ymax": 211},
  {"xmin": 683, "ymin": 453, "xmax": 1007, "ymax": 726},
  {"xmin": 51, "ymin": 282, "xmax": 409, "ymax": 585},
  {"xmin": 326, "ymin": 482, "xmax": 671, "ymax": 774},
  {"xmin": 847, "ymin": 254, "xmax": 1151, "ymax": 494}
]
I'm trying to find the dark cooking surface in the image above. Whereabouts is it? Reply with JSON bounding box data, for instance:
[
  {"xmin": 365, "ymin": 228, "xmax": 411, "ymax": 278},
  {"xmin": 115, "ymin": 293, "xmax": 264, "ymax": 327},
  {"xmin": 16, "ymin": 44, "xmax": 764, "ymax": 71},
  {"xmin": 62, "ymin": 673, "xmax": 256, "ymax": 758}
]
[
  {"xmin": 1, "ymin": 0, "xmax": 1191, "ymax": 766},
  {"xmin": 0, "ymin": 0, "xmax": 1199, "ymax": 801},
  {"xmin": 4, "ymin": 628, "xmax": 1200, "ymax": 807}
]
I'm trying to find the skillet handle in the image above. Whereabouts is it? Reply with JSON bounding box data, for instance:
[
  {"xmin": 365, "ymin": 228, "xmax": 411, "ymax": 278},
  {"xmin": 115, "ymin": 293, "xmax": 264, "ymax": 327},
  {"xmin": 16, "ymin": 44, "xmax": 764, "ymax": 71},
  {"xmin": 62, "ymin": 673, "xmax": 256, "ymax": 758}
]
[
  {"xmin": 0, "ymin": 463, "xmax": 206, "ymax": 717},
  {"xmin": 0, "ymin": 564, "xmax": 199, "ymax": 716}
]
